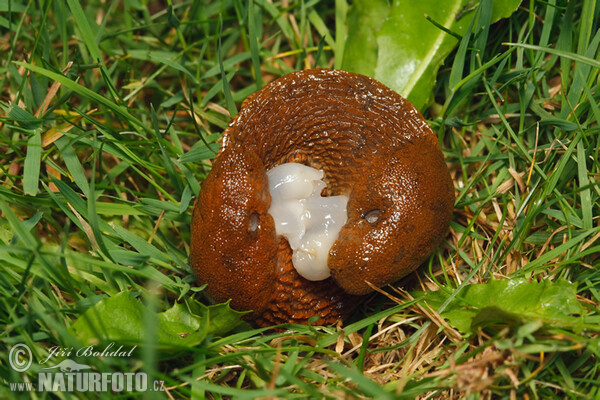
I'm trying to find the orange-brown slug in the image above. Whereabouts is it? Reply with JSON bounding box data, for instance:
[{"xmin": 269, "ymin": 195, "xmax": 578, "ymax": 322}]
[{"xmin": 190, "ymin": 69, "xmax": 454, "ymax": 327}]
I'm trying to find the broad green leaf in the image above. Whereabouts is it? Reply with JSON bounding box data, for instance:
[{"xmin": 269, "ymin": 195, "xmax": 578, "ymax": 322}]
[
  {"xmin": 341, "ymin": 0, "xmax": 388, "ymax": 77},
  {"xmin": 71, "ymin": 291, "xmax": 247, "ymax": 355},
  {"xmin": 342, "ymin": 0, "xmax": 521, "ymax": 110},
  {"xmin": 417, "ymin": 279, "xmax": 588, "ymax": 335},
  {"xmin": 188, "ymin": 301, "xmax": 249, "ymax": 338}
]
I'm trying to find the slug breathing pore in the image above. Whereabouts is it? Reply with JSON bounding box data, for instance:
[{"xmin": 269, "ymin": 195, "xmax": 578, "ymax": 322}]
[{"xmin": 266, "ymin": 163, "xmax": 348, "ymax": 281}]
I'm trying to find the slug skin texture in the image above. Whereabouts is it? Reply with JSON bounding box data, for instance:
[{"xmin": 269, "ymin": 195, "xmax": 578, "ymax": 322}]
[{"xmin": 190, "ymin": 69, "xmax": 454, "ymax": 326}]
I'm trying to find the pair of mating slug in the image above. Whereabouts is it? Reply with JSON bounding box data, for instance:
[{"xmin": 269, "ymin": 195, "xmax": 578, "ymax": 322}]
[{"xmin": 190, "ymin": 69, "xmax": 454, "ymax": 327}]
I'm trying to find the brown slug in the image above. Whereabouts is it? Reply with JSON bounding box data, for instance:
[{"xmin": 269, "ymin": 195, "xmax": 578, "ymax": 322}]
[{"xmin": 190, "ymin": 69, "xmax": 454, "ymax": 327}]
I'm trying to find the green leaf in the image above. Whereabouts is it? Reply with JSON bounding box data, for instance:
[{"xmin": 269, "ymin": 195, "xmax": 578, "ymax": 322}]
[
  {"xmin": 150, "ymin": 106, "xmax": 183, "ymax": 194},
  {"xmin": 8, "ymin": 103, "xmax": 42, "ymax": 130},
  {"xmin": 341, "ymin": 0, "xmax": 388, "ymax": 78},
  {"xmin": 111, "ymin": 224, "xmax": 171, "ymax": 263},
  {"xmin": 308, "ymin": 10, "xmax": 335, "ymax": 50},
  {"xmin": 342, "ymin": 0, "xmax": 521, "ymax": 110},
  {"xmin": 505, "ymin": 42, "xmax": 600, "ymax": 69},
  {"xmin": 23, "ymin": 132, "xmax": 42, "ymax": 196},
  {"xmin": 448, "ymin": 4, "xmax": 478, "ymax": 90},
  {"xmin": 65, "ymin": 0, "xmax": 103, "ymax": 66},
  {"xmin": 71, "ymin": 291, "xmax": 247, "ymax": 355},
  {"xmin": 94, "ymin": 202, "xmax": 145, "ymax": 216},
  {"xmin": 0, "ymin": 218, "xmax": 13, "ymax": 244},
  {"xmin": 248, "ymin": 0, "xmax": 263, "ymax": 89},
  {"xmin": 334, "ymin": 0, "xmax": 349, "ymax": 70},
  {"xmin": 577, "ymin": 141, "xmax": 593, "ymax": 230},
  {"xmin": 14, "ymin": 62, "xmax": 148, "ymax": 134},
  {"xmin": 54, "ymin": 136, "xmax": 90, "ymax": 198},
  {"xmin": 0, "ymin": 199, "xmax": 39, "ymax": 248},
  {"xmin": 180, "ymin": 184, "xmax": 193, "ymax": 213},
  {"xmin": 189, "ymin": 301, "xmax": 250, "ymax": 339},
  {"xmin": 115, "ymin": 49, "xmax": 198, "ymax": 84},
  {"xmin": 417, "ymin": 279, "xmax": 588, "ymax": 335},
  {"xmin": 218, "ymin": 15, "xmax": 237, "ymax": 118},
  {"xmin": 0, "ymin": 0, "xmax": 27, "ymax": 12},
  {"xmin": 179, "ymin": 142, "xmax": 220, "ymax": 163}
]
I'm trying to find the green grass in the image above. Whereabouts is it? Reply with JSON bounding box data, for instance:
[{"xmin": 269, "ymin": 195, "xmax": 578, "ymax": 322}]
[{"xmin": 1, "ymin": 0, "xmax": 599, "ymax": 399}]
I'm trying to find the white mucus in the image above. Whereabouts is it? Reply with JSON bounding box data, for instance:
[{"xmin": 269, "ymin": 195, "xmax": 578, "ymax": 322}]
[{"xmin": 267, "ymin": 163, "xmax": 348, "ymax": 281}]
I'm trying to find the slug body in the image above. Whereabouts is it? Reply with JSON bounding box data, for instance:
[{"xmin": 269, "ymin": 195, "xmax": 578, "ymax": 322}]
[{"xmin": 190, "ymin": 69, "xmax": 454, "ymax": 326}]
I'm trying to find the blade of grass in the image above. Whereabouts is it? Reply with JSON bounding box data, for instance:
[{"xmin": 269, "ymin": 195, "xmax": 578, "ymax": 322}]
[
  {"xmin": 577, "ymin": 141, "xmax": 593, "ymax": 230},
  {"xmin": 23, "ymin": 131, "xmax": 42, "ymax": 196},
  {"xmin": 248, "ymin": 0, "xmax": 263, "ymax": 89},
  {"xmin": 0, "ymin": 199, "xmax": 39, "ymax": 249},
  {"xmin": 520, "ymin": 229, "xmax": 598, "ymax": 274},
  {"xmin": 65, "ymin": 0, "xmax": 103, "ymax": 67},
  {"xmin": 254, "ymin": 0, "xmax": 294, "ymax": 41},
  {"xmin": 576, "ymin": 0, "xmax": 596, "ymax": 56},
  {"xmin": 54, "ymin": 136, "xmax": 91, "ymax": 198},
  {"xmin": 308, "ymin": 10, "xmax": 335, "ymax": 50},
  {"xmin": 14, "ymin": 62, "xmax": 150, "ymax": 134},
  {"xmin": 334, "ymin": 0, "xmax": 348, "ymax": 69},
  {"xmin": 218, "ymin": 15, "xmax": 237, "ymax": 117},
  {"xmin": 150, "ymin": 106, "xmax": 183, "ymax": 194},
  {"xmin": 472, "ymin": 0, "xmax": 492, "ymax": 67},
  {"xmin": 566, "ymin": 29, "xmax": 600, "ymax": 117},
  {"xmin": 449, "ymin": 9, "xmax": 477, "ymax": 93},
  {"xmin": 503, "ymin": 42, "xmax": 600, "ymax": 69},
  {"xmin": 327, "ymin": 362, "xmax": 394, "ymax": 399}
]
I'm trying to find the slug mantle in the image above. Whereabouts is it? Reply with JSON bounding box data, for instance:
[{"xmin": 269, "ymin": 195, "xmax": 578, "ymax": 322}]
[{"xmin": 190, "ymin": 69, "xmax": 454, "ymax": 327}]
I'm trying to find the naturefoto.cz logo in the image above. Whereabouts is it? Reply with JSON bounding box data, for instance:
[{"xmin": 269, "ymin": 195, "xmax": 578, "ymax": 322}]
[{"xmin": 8, "ymin": 343, "xmax": 165, "ymax": 393}]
